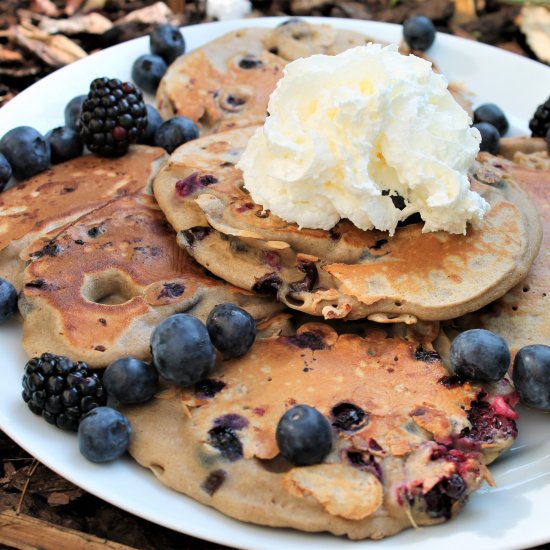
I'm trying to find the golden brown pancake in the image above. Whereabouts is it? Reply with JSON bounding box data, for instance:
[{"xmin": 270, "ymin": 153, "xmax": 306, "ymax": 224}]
[
  {"xmin": 152, "ymin": 127, "xmax": 542, "ymax": 323},
  {"xmin": 18, "ymin": 193, "xmax": 283, "ymax": 367},
  {"xmin": 155, "ymin": 22, "xmax": 375, "ymax": 134},
  {"xmin": 446, "ymin": 145, "xmax": 550, "ymax": 356},
  {"xmin": 125, "ymin": 322, "xmax": 518, "ymax": 539},
  {"xmin": 0, "ymin": 146, "xmax": 167, "ymax": 289}
]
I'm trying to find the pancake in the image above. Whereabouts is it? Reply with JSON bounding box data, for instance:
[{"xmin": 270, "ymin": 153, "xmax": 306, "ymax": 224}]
[
  {"xmin": 444, "ymin": 145, "xmax": 550, "ymax": 356},
  {"xmin": 0, "ymin": 146, "xmax": 167, "ymax": 289},
  {"xmin": 124, "ymin": 322, "xmax": 518, "ymax": 540},
  {"xmin": 152, "ymin": 127, "xmax": 542, "ymax": 323},
  {"xmin": 18, "ymin": 193, "xmax": 284, "ymax": 368},
  {"xmin": 155, "ymin": 22, "xmax": 374, "ymax": 134}
]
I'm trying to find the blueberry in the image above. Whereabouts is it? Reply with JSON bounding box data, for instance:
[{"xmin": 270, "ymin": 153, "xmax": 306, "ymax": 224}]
[
  {"xmin": 131, "ymin": 54, "xmax": 167, "ymax": 95},
  {"xmin": 78, "ymin": 406, "xmax": 131, "ymax": 462},
  {"xmin": 473, "ymin": 103, "xmax": 509, "ymax": 136},
  {"xmin": 150, "ymin": 25, "xmax": 186, "ymax": 65},
  {"xmin": 0, "ymin": 153, "xmax": 12, "ymax": 191},
  {"xmin": 512, "ymin": 345, "xmax": 550, "ymax": 410},
  {"xmin": 474, "ymin": 122, "xmax": 500, "ymax": 155},
  {"xmin": 276, "ymin": 404, "xmax": 332, "ymax": 466},
  {"xmin": 0, "ymin": 277, "xmax": 17, "ymax": 323},
  {"xmin": 139, "ymin": 104, "xmax": 163, "ymax": 145},
  {"xmin": 46, "ymin": 126, "xmax": 83, "ymax": 164},
  {"xmin": 103, "ymin": 357, "xmax": 159, "ymax": 404},
  {"xmin": 206, "ymin": 303, "xmax": 256, "ymax": 359},
  {"xmin": 150, "ymin": 314, "xmax": 216, "ymax": 387},
  {"xmin": 450, "ymin": 329, "xmax": 510, "ymax": 382},
  {"xmin": 154, "ymin": 116, "xmax": 199, "ymax": 153},
  {"xmin": 403, "ymin": 15, "xmax": 436, "ymax": 51},
  {"xmin": 0, "ymin": 126, "xmax": 50, "ymax": 180},
  {"xmin": 64, "ymin": 94, "xmax": 86, "ymax": 130}
]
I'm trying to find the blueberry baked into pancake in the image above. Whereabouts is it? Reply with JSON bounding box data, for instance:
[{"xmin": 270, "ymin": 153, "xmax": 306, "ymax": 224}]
[{"xmin": 125, "ymin": 322, "xmax": 519, "ymax": 540}]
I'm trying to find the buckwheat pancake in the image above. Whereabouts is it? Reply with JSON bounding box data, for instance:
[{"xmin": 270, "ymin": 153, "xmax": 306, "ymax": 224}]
[
  {"xmin": 0, "ymin": 146, "xmax": 167, "ymax": 289},
  {"xmin": 155, "ymin": 22, "xmax": 373, "ymax": 133},
  {"xmin": 18, "ymin": 193, "xmax": 283, "ymax": 368},
  {"xmin": 125, "ymin": 322, "xmax": 518, "ymax": 540},
  {"xmin": 153, "ymin": 127, "xmax": 542, "ymax": 323},
  {"xmin": 445, "ymin": 145, "xmax": 550, "ymax": 356}
]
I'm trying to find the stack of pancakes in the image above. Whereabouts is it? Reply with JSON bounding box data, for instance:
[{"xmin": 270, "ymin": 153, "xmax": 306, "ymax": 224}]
[{"xmin": 3, "ymin": 20, "xmax": 549, "ymax": 541}]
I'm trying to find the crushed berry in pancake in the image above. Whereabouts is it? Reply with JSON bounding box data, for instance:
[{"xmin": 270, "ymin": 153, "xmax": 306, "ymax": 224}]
[
  {"xmin": 415, "ymin": 346, "xmax": 440, "ymax": 363},
  {"xmin": 460, "ymin": 397, "xmax": 518, "ymax": 443},
  {"xmin": 285, "ymin": 330, "xmax": 327, "ymax": 351},
  {"xmin": 157, "ymin": 282, "xmax": 185, "ymax": 299},
  {"xmin": 175, "ymin": 172, "xmax": 217, "ymax": 197},
  {"xmin": 346, "ymin": 451, "xmax": 383, "ymax": 481},
  {"xmin": 331, "ymin": 402, "xmax": 368, "ymax": 431},
  {"xmin": 208, "ymin": 426, "xmax": 243, "ymax": 461},
  {"xmin": 214, "ymin": 413, "xmax": 249, "ymax": 430},
  {"xmin": 238, "ymin": 55, "xmax": 263, "ymax": 69},
  {"xmin": 195, "ymin": 378, "xmax": 226, "ymax": 399},
  {"xmin": 201, "ymin": 469, "xmax": 227, "ymax": 495},
  {"xmin": 252, "ymin": 272, "xmax": 282, "ymax": 295},
  {"xmin": 288, "ymin": 260, "xmax": 318, "ymax": 293},
  {"xmin": 181, "ymin": 227, "xmax": 212, "ymax": 246}
]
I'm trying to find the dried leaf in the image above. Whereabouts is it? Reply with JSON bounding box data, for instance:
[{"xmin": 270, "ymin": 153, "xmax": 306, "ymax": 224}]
[
  {"xmin": 47, "ymin": 491, "xmax": 71, "ymax": 506},
  {"xmin": 38, "ymin": 13, "xmax": 113, "ymax": 35},
  {"xmin": 115, "ymin": 1, "xmax": 176, "ymax": 26},
  {"xmin": 31, "ymin": 0, "xmax": 59, "ymax": 17},
  {"xmin": 13, "ymin": 23, "xmax": 87, "ymax": 67},
  {"xmin": 0, "ymin": 46, "xmax": 25, "ymax": 63}
]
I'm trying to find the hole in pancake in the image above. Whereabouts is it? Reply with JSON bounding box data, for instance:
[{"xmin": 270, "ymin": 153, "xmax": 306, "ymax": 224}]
[
  {"xmin": 285, "ymin": 292, "xmax": 305, "ymax": 308},
  {"xmin": 150, "ymin": 463, "xmax": 165, "ymax": 476},
  {"xmin": 82, "ymin": 271, "xmax": 140, "ymax": 305}
]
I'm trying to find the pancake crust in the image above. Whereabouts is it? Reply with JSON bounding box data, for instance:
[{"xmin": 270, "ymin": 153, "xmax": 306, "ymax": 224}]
[
  {"xmin": 125, "ymin": 323, "xmax": 518, "ymax": 539},
  {"xmin": 153, "ymin": 127, "xmax": 542, "ymax": 322},
  {"xmin": 0, "ymin": 146, "xmax": 167, "ymax": 288},
  {"xmin": 447, "ymin": 149, "xmax": 550, "ymax": 356},
  {"xmin": 18, "ymin": 193, "xmax": 283, "ymax": 367}
]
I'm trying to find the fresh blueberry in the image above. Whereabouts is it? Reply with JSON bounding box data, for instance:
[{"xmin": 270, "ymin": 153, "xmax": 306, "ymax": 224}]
[
  {"xmin": 131, "ymin": 54, "xmax": 167, "ymax": 95},
  {"xmin": 78, "ymin": 406, "xmax": 131, "ymax": 462},
  {"xmin": 473, "ymin": 103, "xmax": 509, "ymax": 136},
  {"xmin": 0, "ymin": 153, "xmax": 12, "ymax": 191},
  {"xmin": 150, "ymin": 25, "xmax": 186, "ymax": 65},
  {"xmin": 64, "ymin": 94, "xmax": 86, "ymax": 131},
  {"xmin": 150, "ymin": 314, "xmax": 216, "ymax": 387},
  {"xmin": 450, "ymin": 329, "xmax": 510, "ymax": 382},
  {"xmin": 46, "ymin": 126, "xmax": 83, "ymax": 164},
  {"xmin": 206, "ymin": 303, "xmax": 256, "ymax": 359},
  {"xmin": 474, "ymin": 122, "xmax": 500, "ymax": 155},
  {"xmin": 512, "ymin": 345, "xmax": 550, "ymax": 410},
  {"xmin": 102, "ymin": 357, "xmax": 159, "ymax": 404},
  {"xmin": 139, "ymin": 104, "xmax": 163, "ymax": 145},
  {"xmin": 276, "ymin": 404, "xmax": 332, "ymax": 466},
  {"xmin": 0, "ymin": 277, "xmax": 17, "ymax": 323},
  {"xmin": 154, "ymin": 116, "xmax": 199, "ymax": 153},
  {"xmin": 403, "ymin": 15, "xmax": 436, "ymax": 51},
  {"xmin": 0, "ymin": 126, "xmax": 50, "ymax": 180}
]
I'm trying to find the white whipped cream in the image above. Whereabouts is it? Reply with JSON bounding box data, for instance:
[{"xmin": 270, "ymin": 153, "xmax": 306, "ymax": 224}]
[
  {"xmin": 237, "ymin": 43, "xmax": 489, "ymax": 235},
  {"xmin": 206, "ymin": 0, "xmax": 252, "ymax": 21}
]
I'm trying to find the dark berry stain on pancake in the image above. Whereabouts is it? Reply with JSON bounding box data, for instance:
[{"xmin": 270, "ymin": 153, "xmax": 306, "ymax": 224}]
[
  {"xmin": 288, "ymin": 260, "xmax": 318, "ymax": 292},
  {"xmin": 201, "ymin": 469, "xmax": 227, "ymax": 496},
  {"xmin": 252, "ymin": 272, "xmax": 282, "ymax": 295},
  {"xmin": 175, "ymin": 172, "xmax": 217, "ymax": 197},
  {"xmin": 439, "ymin": 374, "xmax": 466, "ymax": 388},
  {"xmin": 214, "ymin": 413, "xmax": 249, "ymax": 431},
  {"xmin": 263, "ymin": 251, "xmax": 281, "ymax": 270},
  {"xmin": 98, "ymin": 318, "xmax": 107, "ymax": 326},
  {"xmin": 157, "ymin": 282, "xmax": 185, "ymax": 299},
  {"xmin": 94, "ymin": 345, "xmax": 106, "ymax": 352},
  {"xmin": 194, "ymin": 378, "xmax": 226, "ymax": 399},
  {"xmin": 346, "ymin": 451, "xmax": 383, "ymax": 482},
  {"xmin": 331, "ymin": 402, "xmax": 368, "ymax": 431},
  {"xmin": 74, "ymin": 239, "xmax": 84, "ymax": 245},
  {"xmin": 414, "ymin": 346, "xmax": 440, "ymax": 363},
  {"xmin": 87, "ymin": 225, "xmax": 105, "ymax": 238},
  {"xmin": 370, "ymin": 238, "xmax": 388, "ymax": 250},
  {"xmin": 207, "ymin": 426, "xmax": 244, "ymax": 461},
  {"xmin": 285, "ymin": 330, "xmax": 327, "ymax": 351},
  {"xmin": 238, "ymin": 55, "xmax": 264, "ymax": 69},
  {"xmin": 181, "ymin": 227, "xmax": 212, "ymax": 246}
]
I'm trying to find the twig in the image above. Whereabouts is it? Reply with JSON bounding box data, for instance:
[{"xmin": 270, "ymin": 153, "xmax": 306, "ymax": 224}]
[{"xmin": 15, "ymin": 459, "xmax": 39, "ymax": 514}]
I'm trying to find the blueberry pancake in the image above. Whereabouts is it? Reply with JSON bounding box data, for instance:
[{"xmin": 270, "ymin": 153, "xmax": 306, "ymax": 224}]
[
  {"xmin": 155, "ymin": 22, "xmax": 374, "ymax": 134},
  {"xmin": 18, "ymin": 193, "xmax": 283, "ymax": 367},
  {"xmin": 152, "ymin": 127, "xmax": 542, "ymax": 323},
  {"xmin": 446, "ymin": 143, "xmax": 550, "ymax": 355},
  {"xmin": 0, "ymin": 146, "xmax": 167, "ymax": 289},
  {"xmin": 125, "ymin": 322, "xmax": 518, "ymax": 539}
]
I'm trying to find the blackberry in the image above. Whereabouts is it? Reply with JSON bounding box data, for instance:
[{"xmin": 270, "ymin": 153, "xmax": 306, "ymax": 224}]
[
  {"xmin": 22, "ymin": 353, "xmax": 106, "ymax": 431},
  {"xmin": 529, "ymin": 96, "xmax": 550, "ymax": 138},
  {"xmin": 78, "ymin": 78, "xmax": 147, "ymax": 157}
]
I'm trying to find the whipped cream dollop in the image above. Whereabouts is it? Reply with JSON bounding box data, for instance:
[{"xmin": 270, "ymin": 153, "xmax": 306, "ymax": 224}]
[{"xmin": 237, "ymin": 43, "xmax": 489, "ymax": 235}]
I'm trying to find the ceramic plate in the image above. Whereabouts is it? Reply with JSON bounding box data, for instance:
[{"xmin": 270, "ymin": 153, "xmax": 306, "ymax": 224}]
[{"xmin": 1, "ymin": 17, "xmax": 549, "ymax": 550}]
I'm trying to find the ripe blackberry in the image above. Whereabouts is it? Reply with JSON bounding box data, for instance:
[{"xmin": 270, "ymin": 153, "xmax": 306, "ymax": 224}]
[
  {"xmin": 78, "ymin": 78, "xmax": 147, "ymax": 157},
  {"xmin": 529, "ymin": 96, "xmax": 550, "ymax": 138},
  {"xmin": 22, "ymin": 353, "xmax": 106, "ymax": 431}
]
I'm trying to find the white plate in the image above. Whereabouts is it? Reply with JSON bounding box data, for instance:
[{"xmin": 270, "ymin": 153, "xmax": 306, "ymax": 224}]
[{"xmin": 1, "ymin": 17, "xmax": 550, "ymax": 550}]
